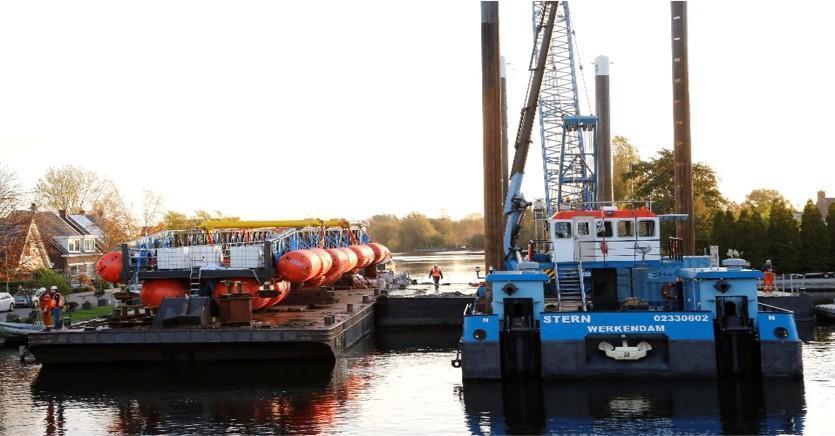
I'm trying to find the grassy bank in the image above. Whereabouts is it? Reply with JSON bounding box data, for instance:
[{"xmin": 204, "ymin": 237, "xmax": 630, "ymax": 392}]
[{"xmin": 64, "ymin": 306, "xmax": 113, "ymax": 322}]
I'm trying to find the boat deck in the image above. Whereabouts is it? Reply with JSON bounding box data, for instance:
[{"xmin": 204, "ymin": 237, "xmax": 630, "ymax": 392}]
[{"xmin": 28, "ymin": 288, "xmax": 376, "ymax": 366}]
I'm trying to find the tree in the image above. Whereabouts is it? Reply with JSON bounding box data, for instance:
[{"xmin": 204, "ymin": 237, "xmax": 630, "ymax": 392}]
[
  {"xmin": 799, "ymin": 200, "xmax": 829, "ymax": 272},
  {"xmin": 828, "ymin": 203, "xmax": 835, "ymax": 271},
  {"xmin": 612, "ymin": 136, "xmax": 641, "ymax": 201},
  {"xmin": 90, "ymin": 189, "xmax": 137, "ymax": 251},
  {"xmin": 32, "ymin": 268, "xmax": 71, "ymax": 293},
  {"xmin": 397, "ymin": 212, "xmax": 438, "ymax": 251},
  {"xmin": 161, "ymin": 211, "xmax": 192, "ymax": 230},
  {"xmin": 368, "ymin": 214, "xmax": 401, "ymax": 251},
  {"xmin": 35, "ymin": 165, "xmax": 113, "ymax": 213},
  {"xmin": 0, "ymin": 164, "xmax": 21, "ymax": 218},
  {"xmin": 140, "ymin": 190, "xmax": 164, "ymax": 235},
  {"xmin": 743, "ymin": 189, "xmax": 788, "ymax": 220},
  {"xmin": 711, "ymin": 209, "xmax": 736, "ymax": 258},
  {"xmin": 735, "ymin": 208, "xmax": 767, "ymax": 268},
  {"xmin": 766, "ymin": 199, "xmax": 799, "ymax": 273},
  {"xmin": 625, "ymin": 148, "xmax": 727, "ymax": 252}
]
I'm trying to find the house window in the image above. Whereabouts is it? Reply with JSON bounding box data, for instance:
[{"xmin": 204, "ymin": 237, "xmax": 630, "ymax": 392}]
[
  {"xmin": 617, "ymin": 220, "xmax": 635, "ymax": 237},
  {"xmin": 84, "ymin": 238, "xmax": 95, "ymax": 252},
  {"xmin": 69, "ymin": 264, "xmax": 80, "ymax": 278},
  {"xmin": 554, "ymin": 222, "xmax": 571, "ymax": 239},
  {"xmin": 638, "ymin": 220, "xmax": 656, "ymax": 238},
  {"xmin": 68, "ymin": 239, "xmax": 80, "ymax": 252}
]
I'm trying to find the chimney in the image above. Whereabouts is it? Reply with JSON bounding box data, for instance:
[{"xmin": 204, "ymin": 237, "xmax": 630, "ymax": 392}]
[
  {"xmin": 30, "ymin": 203, "xmax": 37, "ymax": 212},
  {"xmin": 59, "ymin": 209, "xmax": 67, "ymax": 220},
  {"xmin": 818, "ymin": 191, "xmax": 826, "ymax": 203}
]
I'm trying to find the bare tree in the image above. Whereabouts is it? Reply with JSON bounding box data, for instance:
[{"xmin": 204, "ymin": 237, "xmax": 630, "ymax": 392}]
[
  {"xmin": 140, "ymin": 190, "xmax": 164, "ymax": 235},
  {"xmin": 0, "ymin": 164, "xmax": 21, "ymax": 218},
  {"xmin": 35, "ymin": 165, "xmax": 110, "ymax": 213},
  {"xmin": 90, "ymin": 188, "xmax": 138, "ymax": 251}
]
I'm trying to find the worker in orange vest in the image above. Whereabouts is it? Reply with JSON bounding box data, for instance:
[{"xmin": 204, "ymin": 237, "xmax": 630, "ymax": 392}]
[{"xmin": 429, "ymin": 265, "xmax": 444, "ymax": 291}]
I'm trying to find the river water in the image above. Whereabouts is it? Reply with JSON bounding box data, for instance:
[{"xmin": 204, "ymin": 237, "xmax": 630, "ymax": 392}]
[{"xmin": 0, "ymin": 252, "xmax": 833, "ymax": 435}]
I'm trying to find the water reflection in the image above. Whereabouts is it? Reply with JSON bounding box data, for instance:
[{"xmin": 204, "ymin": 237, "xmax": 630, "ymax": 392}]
[
  {"xmin": 462, "ymin": 379, "xmax": 806, "ymax": 435},
  {"xmin": 32, "ymin": 362, "xmax": 354, "ymax": 434}
]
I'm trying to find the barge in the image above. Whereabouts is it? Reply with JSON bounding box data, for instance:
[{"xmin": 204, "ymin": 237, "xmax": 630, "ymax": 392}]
[{"xmin": 29, "ymin": 219, "xmax": 390, "ymax": 366}]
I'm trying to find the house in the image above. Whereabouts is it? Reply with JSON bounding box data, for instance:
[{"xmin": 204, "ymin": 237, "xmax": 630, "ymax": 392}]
[
  {"xmin": 0, "ymin": 204, "xmax": 104, "ymax": 286},
  {"xmin": 817, "ymin": 191, "xmax": 835, "ymax": 219}
]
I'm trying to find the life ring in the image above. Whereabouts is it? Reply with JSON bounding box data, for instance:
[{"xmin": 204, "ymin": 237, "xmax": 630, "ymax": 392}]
[
  {"xmin": 661, "ymin": 282, "xmax": 677, "ymax": 300},
  {"xmin": 600, "ymin": 241, "xmax": 609, "ymax": 255}
]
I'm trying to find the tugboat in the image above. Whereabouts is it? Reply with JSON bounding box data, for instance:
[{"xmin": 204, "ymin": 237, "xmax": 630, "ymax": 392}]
[
  {"xmin": 459, "ymin": 202, "xmax": 803, "ymax": 379},
  {"xmin": 457, "ymin": 1, "xmax": 802, "ymax": 380}
]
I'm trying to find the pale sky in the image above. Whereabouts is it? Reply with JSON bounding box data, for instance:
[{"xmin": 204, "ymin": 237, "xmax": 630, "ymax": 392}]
[{"xmin": 1, "ymin": 1, "xmax": 832, "ymax": 221}]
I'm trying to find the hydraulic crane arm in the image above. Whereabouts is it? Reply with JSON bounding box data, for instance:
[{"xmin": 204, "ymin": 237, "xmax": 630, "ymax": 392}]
[{"xmin": 503, "ymin": 1, "xmax": 558, "ymax": 267}]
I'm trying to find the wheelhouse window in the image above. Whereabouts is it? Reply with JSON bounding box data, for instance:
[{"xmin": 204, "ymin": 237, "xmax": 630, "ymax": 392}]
[
  {"xmin": 617, "ymin": 220, "xmax": 634, "ymax": 237},
  {"xmin": 554, "ymin": 222, "xmax": 571, "ymax": 239},
  {"xmin": 576, "ymin": 222, "xmax": 590, "ymax": 236},
  {"xmin": 596, "ymin": 221, "xmax": 613, "ymax": 238},
  {"xmin": 68, "ymin": 239, "xmax": 80, "ymax": 252},
  {"xmin": 84, "ymin": 238, "xmax": 95, "ymax": 252},
  {"xmin": 638, "ymin": 220, "xmax": 656, "ymax": 238}
]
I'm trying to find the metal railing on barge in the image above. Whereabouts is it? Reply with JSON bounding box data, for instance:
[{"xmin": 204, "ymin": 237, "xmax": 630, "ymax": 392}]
[{"xmin": 119, "ymin": 223, "xmax": 371, "ymax": 284}]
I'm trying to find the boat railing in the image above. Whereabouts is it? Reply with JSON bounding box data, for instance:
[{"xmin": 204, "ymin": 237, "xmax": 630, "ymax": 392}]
[
  {"xmin": 561, "ymin": 200, "xmax": 654, "ymax": 211},
  {"xmin": 757, "ymin": 302, "xmax": 794, "ymax": 314}
]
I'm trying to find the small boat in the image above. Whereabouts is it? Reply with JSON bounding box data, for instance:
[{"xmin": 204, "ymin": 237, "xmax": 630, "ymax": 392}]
[
  {"xmin": 0, "ymin": 322, "xmax": 45, "ymax": 337},
  {"xmin": 814, "ymin": 300, "xmax": 835, "ymax": 322}
]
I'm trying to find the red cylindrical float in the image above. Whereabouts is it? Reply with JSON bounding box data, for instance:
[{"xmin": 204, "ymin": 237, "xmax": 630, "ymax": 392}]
[
  {"xmin": 367, "ymin": 243, "xmax": 389, "ymax": 265},
  {"xmin": 326, "ymin": 248, "xmax": 350, "ymax": 274},
  {"xmin": 338, "ymin": 247, "xmax": 358, "ymax": 272},
  {"xmin": 303, "ymin": 276, "xmax": 327, "ymax": 288},
  {"xmin": 347, "ymin": 244, "xmax": 375, "ymax": 270},
  {"xmin": 308, "ymin": 248, "xmax": 334, "ymax": 278},
  {"xmin": 267, "ymin": 280, "xmax": 292, "ymax": 307},
  {"xmin": 140, "ymin": 279, "xmax": 187, "ymax": 308},
  {"xmin": 214, "ymin": 278, "xmax": 271, "ymax": 310},
  {"xmin": 96, "ymin": 251, "xmax": 123, "ymax": 283},
  {"xmin": 322, "ymin": 268, "xmax": 344, "ymax": 285},
  {"xmin": 276, "ymin": 249, "xmax": 323, "ymax": 283}
]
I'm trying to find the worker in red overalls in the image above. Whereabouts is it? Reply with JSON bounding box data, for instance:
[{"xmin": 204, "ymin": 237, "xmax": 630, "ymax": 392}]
[
  {"xmin": 39, "ymin": 287, "xmax": 56, "ymax": 331},
  {"xmin": 429, "ymin": 265, "xmax": 444, "ymax": 291}
]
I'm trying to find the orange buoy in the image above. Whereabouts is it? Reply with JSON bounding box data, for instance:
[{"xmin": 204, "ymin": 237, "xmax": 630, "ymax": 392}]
[
  {"xmin": 367, "ymin": 243, "xmax": 389, "ymax": 264},
  {"xmin": 303, "ymin": 276, "xmax": 327, "ymax": 288},
  {"xmin": 214, "ymin": 278, "xmax": 271, "ymax": 310},
  {"xmin": 326, "ymin": 248, "xmax": 351, "ymax": 273},
  {"xmin": 140, "ymin": 279, "xmax": 187, "ymax": 308},
  {"xmin": 267, "ymin": 280, "xmax": 292, "ymax": 307},
  {"xmin": 277, "ymin": 249, "xmax": 323, "ymax": 283},
  {"xmin": 348, "ymin": 245, "xmax": 375, "ymax": 270},
  {"xmin": 338, "ymin": 247, "xmax": 358, "ymax": 272},
  {"xmin": 96, "ymin": 251, "xmax": 123, "ymax": 283},
  {"xmin": 322, "ymin": 268, "xmax": 344, "ymax": 285},
  {"xmin": 309, "ymin": 248, "xmax": 334, "ymax": 278}
]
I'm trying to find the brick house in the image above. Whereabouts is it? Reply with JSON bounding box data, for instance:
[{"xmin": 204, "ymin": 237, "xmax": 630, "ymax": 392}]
[
  {"xmin": 0, "ymin": 204, "xmax": 104, "ymax": 286},
  {"xmin": 817, "ymin": 191, "xmax": 835, "ymax": 219}
]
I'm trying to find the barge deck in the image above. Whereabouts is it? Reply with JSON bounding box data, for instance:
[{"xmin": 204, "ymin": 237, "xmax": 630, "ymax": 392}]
[{"xmin": 29, "ymin": 289, "xmax": 376, "ymax": 366}]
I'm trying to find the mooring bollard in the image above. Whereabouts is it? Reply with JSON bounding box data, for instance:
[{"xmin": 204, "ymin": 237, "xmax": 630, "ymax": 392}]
[
  {"xmin": 19, "ymin": 345, "xmax": 26, "ymax": 363},
  {"xmin": 380, "ymin": 290, "xmax": 388, "ymax": 297},
  {"xmin": 362, "ymin": 295, "xmax": 370, "ymax": 304},
  {"xmin": 324, "ymin": 315, "xmax": 334, "ymax": 325},
  {"xmin": 347, "ymin": 303, "xmax": 354, "ymax": 312},
  {"xmin": 373, "ymin": 289, "xmax": 380, "ymax": 296}
]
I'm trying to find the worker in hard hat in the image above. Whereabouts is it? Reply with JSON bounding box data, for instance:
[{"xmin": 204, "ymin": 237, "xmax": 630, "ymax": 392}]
[
  {"xmin": 50, "ymin": 286, "xmax": 65, "ymax": 330},
  {"xmin": 429, "ymin": 265, "xmax": 444, "ymax": 291}
]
